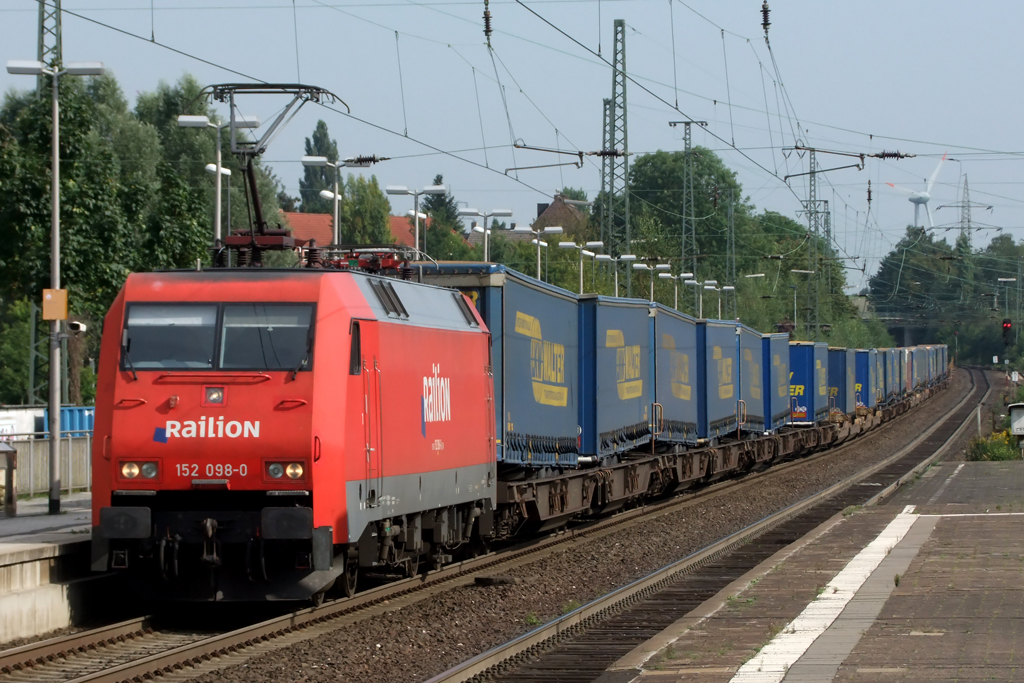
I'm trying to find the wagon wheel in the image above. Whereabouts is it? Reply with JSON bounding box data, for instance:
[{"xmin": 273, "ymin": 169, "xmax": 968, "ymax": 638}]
[
  {"xmin": 310, "ymin": 590, "xmax": 326, "ymax": 608},
  {"xmin": 342, "ymin": 556, "xmax": 359, "ymax": 598},
  {"xmin": 431, "ymin": 551, "xmax": 446, "ymax": 572}
]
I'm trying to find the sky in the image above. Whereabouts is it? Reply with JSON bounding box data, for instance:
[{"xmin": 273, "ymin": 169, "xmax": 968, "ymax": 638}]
[{"xmin": 2, "ymin": 0, "xmax": 1022, "ymax": 289}]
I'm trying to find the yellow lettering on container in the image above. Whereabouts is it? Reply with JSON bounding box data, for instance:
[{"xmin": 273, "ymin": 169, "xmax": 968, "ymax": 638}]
[{"xmin": 516, "ymin": 311, "xmax": 567, "ymax": 407}]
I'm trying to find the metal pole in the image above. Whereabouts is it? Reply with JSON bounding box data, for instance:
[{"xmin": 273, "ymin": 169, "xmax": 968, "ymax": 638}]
[
  {"xmin": 536, "ymin": 236, "xmax": 541, "ymax": 280},
  {"xmin": 49, "ymin": 70, "xmax": 61, "ymax": 515},
  {"xmin": 332, "ymin": 167, "xmax": 340, "ymax": 245},
  {"xmin": 214, "ymin": 125, "xmax": 222, "ymax": 243},
  {"xmin": 649, "ymin": 271, "xmax": 653, "ymax": 302},
  {"xmin": 699, "ymin": 289, "xmax": 704, "ymax": 318},
  {"xmin": 674, "ymin": 281, "xmax": 678, "ymax": 310},
  {"xmin": 793, "ymin": 287, "xmax": 797, "ymax": 331},
  {"xmin": 717, "ymin": 291, "xmax": 721, "ymax": 319},
  {"xmin": 613, "ymin": 261, "xmax": 619, "ymax": 296},
  {"xmin": 413, "ymin": 192, "xmax": 420, "ymax": 259},
  {"xmin": 578, "ymin": 249, "xmax": 583, "ymax": 294}
]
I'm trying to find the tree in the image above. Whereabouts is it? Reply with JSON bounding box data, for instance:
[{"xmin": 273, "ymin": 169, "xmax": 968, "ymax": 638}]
[
  {"xmin": 421, "ymin": 175, "xmax": 473, "ymax": 259},
  {"xmin": 298, "ymin": 120, "xmax": 338, "ymax": 214},
  {"xmin": 339, "ymin": 175, "xmax": 392, "ymax": 244}
]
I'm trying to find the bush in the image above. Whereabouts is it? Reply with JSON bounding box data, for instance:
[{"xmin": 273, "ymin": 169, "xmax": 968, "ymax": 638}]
[{"xmin": 967, "ymin": 431, "xmax": 1023, "ymax": 461}]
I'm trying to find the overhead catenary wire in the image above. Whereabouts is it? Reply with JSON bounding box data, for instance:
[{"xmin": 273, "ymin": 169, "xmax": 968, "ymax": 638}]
[
  {"xmin": 291, "ymin": 0, "xmax": 302, "ymax": 81},
  {"xmin": 471, "ymin": 67, "xmax": 490, "ymax": 168},
  {"xmin": 394, "ymin": 31, "xmax": 410, "ymax": 136},
  {"xmin": 720, "ymin": 29, "xmax": 735, "ymax": 147}
]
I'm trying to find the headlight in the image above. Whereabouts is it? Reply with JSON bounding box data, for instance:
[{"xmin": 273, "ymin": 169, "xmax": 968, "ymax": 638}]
[
  {"xmin": 268, "ymin": 463, "xmax": 284, "ymax": 479},
  {"xmin": 121, "ymin": 462, "xmax": 139, "ymax": 479},
  {"xmin": 285, "ymin": 463, "xmax": 304, "ymax": 479},
  {"xmin": 141, "ymin": 462, "xmax": 158, "ymax": 479},
  {"xmin": 204, "ymin": 386, "xmax": 225, "ymax": 405}
]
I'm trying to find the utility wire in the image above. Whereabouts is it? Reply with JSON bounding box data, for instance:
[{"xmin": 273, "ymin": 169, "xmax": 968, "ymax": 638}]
[
  {"xmin": 394, "ymin": 31, "xmax": 409, "ymax": 136},
  {"xmin": 291, "ymin": 0, "xmax": 302, "ymax": 81}
]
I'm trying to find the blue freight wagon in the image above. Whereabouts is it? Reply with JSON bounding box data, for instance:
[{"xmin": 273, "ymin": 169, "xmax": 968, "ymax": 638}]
[
  {"xmin": 762, "ymin": 333, "xmax": 791, "ymax": 432},
  {"xmin": 828, "ymin": 348, "xmax": 857, "ymax": 417},
  {"xmin": 881, "ymin": 348, "xmax": 898, "ymax": 403},
  {"xmin": 579, "ymin": 295, "xmax": 652, "ymax": 459},
  {"xmin": 651, "ymin": 304, "xmax": 699, "ymax": 446},
  {"xmin": 698, "ymin": 321, "xmax": 739, "ymax": 440},
  {"xmin": 790, "ymin": 342, "xmax": 829, "ymax": 424},
  {"xmin": 872, "ymin": 349, "xmax": 884, "ymax": 406},
  {"xmin": 419, "ymin": 263, "xmax": 580, "ymax": 467},
  {"xmin": 856, "ymin": 349, "xmax": 877, "ymax": 409},
  {"xmin": 737, "ymin": 324, "xmax": 765, "ymax": 433},
  {"xmin": 912, "ymin": 347, "xmax": 926, "ymax": 389}
]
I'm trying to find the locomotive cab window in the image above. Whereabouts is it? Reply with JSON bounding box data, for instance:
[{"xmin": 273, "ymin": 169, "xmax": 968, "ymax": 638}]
[
  {"xmin": 220, "ymin": 304, "xmax": 314, "ymax": 371},
  {"xmin": 122, "ymin": 305, "xmax": 217, "ymax": 369}
]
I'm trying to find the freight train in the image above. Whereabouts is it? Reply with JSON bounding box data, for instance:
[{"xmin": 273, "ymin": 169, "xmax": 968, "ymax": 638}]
[{"xmin": 90, "ymin": 259, "xmax": 948, "ymax": 603}]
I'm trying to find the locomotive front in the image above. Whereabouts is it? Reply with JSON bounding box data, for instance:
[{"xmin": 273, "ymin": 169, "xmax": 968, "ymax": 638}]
[{"xmin": 91, "ymin": 271, "xmax": 336, "ymax": 601}]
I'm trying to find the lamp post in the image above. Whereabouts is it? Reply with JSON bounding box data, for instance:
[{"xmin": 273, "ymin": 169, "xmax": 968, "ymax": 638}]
[
  {"xmin": 722, "ymin": 285, "xmax": 735, "ymax": 320},
  {"xmin": 790, "ymin": 285, "xmax": 798, "ymax": 330},
  {"xmin": 684, "ymin": 279, "xmax": 703, "ymax": 317},
  {"xmin": 593, "ymin": 254, "xmax": 636, "ymax": 296},
  {"xmin": 559, "ymin": 241, "xmax": 604, "ymax": 294},
  {"xmin": 459, "ymin": 208, "xmax": 513, "ymax": 262},
  {"xmin": 741, "ymin": 273, "xmax": 765, "ymax": 321},
  {"xmin": 512, "ymin": 225, "xmax": 562, "ymax": 280},
  {"xmin": 8, "ymin": 59, "xmax": 105, "ymax": 515},
  {"xmin": 385, "ymin": 184, "xmax": 447, "ymax": 258},
  {"xmin": 658, "ymin": 272, "xmax": 694, "ymax": 310},
  {"xmin": 303, "ymin": 155, "xmax": 376, "ymax": 245},
  {"xmin": 178, "ymin": 114, "xmax": 260, "ymax": 243},
  {"xmin": 204, "ymin": 164, "xmax": 232, "ymax": 235},
  {"xmin": 632, "ymin": 263, "xmax": 670, "ymax": 302}
]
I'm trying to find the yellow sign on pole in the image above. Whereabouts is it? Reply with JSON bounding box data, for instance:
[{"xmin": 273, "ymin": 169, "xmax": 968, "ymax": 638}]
[{"xmin": 42, "ymin": 289, "xmax": 67, "ymax": 321}]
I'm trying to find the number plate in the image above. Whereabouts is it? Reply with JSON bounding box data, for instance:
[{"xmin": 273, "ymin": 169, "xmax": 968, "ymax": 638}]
[{"xmin": 175, "ymin": 463, "xmax": 250, "ymax": 478}]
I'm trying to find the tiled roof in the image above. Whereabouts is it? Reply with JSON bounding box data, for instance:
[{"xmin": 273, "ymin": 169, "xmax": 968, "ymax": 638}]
[{"xmin": 280, "ymin": 211, "xmax": 332, "ymax": 246}]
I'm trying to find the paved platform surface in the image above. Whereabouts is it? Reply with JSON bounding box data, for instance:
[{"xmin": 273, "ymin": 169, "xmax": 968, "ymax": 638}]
[
  {"xmin": 599, "ymin": 461, "xmax": 1024, "ymax": 683},
  {"xmin": 0, "ymin": 493, "xmax": 91, "ymax": 565}
]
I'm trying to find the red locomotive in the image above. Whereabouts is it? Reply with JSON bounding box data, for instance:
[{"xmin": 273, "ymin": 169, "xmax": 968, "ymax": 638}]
[{"xmin": 91, "ymin": 269, "xmax": 496, "ymax": 601}]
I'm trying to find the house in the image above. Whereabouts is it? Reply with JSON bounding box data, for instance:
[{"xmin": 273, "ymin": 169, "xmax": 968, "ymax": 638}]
[
  {"xmin": 532, "ymin": 194, "xmax": 589, "ymax": 238},
  {"xmin": 279, "ymin": 211, "xmax": 332, "ymax": 246}
]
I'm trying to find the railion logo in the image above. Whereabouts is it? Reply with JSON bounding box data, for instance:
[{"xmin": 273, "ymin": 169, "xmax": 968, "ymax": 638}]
[
  {"xmin": 422, "ymin": 364, "xmax": 451, "ymax": 436},
  {"xmin": 154, "ymin": 418, "xmax": 261, "ymax": 443}
]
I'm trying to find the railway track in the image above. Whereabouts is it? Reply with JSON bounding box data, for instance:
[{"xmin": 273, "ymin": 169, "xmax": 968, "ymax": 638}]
[
  {"xmin": 0, "ymin": 371, "xmax": 973, "ymax": 683},
  {"xmin": 428, "ymin": 368, "xmax": 989, "ymax": 683}
]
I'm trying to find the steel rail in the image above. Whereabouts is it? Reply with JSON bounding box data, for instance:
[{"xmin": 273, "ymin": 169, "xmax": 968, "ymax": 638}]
[
  {"xmin": 425, "ymin": 369, "xmax": 984, "ymax": 683},
  {"xmin": 0, "ymin": 373, "xmax": 962, "ymax": 682}
]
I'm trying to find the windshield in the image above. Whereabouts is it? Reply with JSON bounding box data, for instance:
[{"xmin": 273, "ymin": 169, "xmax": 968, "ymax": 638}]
[
  {"xmin": 220, "ymin": 304, "xmax": 313, "ymax": 371},
  {"xmin": 124, "ymin": 305, "xmax": 217, "ymax": 369},
  {"xmin": 122, "ymin": 303, "xmax": 314, "ymax": 372}
]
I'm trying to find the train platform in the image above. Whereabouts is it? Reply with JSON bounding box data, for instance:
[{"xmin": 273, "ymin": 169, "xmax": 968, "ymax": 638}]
[
  {"xmin": 598, "ymin": 460, "xmax": 1024, "ymax": 683},
  {"xmin": 0, "ymin": 493, "xmax": 94, "ymax": 643}
]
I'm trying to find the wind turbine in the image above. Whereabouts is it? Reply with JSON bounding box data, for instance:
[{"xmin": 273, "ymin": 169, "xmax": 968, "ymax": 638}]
[{"xmin": 887, "ymin": 153, "xmax": 946, "ymax": 228}]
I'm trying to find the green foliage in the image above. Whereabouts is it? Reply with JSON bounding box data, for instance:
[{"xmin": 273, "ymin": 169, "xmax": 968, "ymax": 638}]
[
  {"xmin": 298, "ymin": 120, "xmax": 338, "ymax": 214},
  {"xmin": 421, "ymin": 175, "xmax": 475, "ymax": 260},
  {"xmin": 0, "ymin": 300, "xmax": 32, "ymax": 405},
  {"xmin": 339, "ymin": 175, "xmax": 392, "ymax": 244},
  {"xmin": 967, "ymin": 432, "xmax": 1022, "ymax": 461}
]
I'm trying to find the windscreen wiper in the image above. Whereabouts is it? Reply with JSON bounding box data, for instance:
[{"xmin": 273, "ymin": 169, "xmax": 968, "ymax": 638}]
[
  {"xmin": 290, "ymin": 335, "xmax": 312, "ymax": 381},
  {"xmin": 121, "ymin": 331, "xmax": 138, "ymax": 382}
]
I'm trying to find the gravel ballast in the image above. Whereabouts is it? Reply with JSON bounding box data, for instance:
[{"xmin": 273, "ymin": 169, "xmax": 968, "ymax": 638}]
[{"xmin": 190, "ymin": 371, "xmax": 972, "ymax": 683}]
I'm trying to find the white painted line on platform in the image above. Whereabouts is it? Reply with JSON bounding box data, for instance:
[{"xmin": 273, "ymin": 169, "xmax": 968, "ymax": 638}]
[
  {"xmin": 728, "ymin": 506, "xmax": 920, "ymax": 683},
  {"xmin": 926, "ymin": 462, "xmax": 965, "ymax": 505}
]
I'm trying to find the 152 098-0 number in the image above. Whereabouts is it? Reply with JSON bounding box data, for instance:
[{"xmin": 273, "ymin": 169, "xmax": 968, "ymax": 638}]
[{"xmin": 175, "ymin": 463, "xmax": 248, "ymax": 477}]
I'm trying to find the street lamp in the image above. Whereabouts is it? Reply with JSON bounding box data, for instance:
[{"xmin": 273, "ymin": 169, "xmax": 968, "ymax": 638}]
[
  {"xmin": 178, "ymin": 113, "xmax": 260, "ymax": 243},
  {"xmin": 512, "ymin": 226, "xmax": 563, "ymax": 280},
  {"xmin": 632, "ymin": 263, "xmax": 668, "ymax": 301},
  {"xmin": 459, "ymin": 208, "xmax": 513, "ymax": 262},
  {"xmin": 559, "ymin": 240, "xmax": 604, "ymax": 294},
  {"xmin": 684, "ymin": 279, "xmax": 703, "ymax": 317},
  {"xmin": 205, "ymin": 164, "xmax": 232, "ymax": 233},
  {"xmin": 303, "ymin": 155, "xmax": 379, "ymax": 245},
  {"xmin": 385, "ymin": 184, "xmax": 447, "ymax": 258},
  {"xmin": 658, "ymin": 272, "xmax": 694, "ymax": 310},
  {"xmin": 722, "ymin": 285, "xmax": 735, "ymax": 320},
  {"xmin": 8, "ymin": 58, "xmax": 105, "ymax": 514},
  {"xmin": 594, "ymin": 254, "xmax": 637, "ymax": 297},
  {"xmin": 705, "ymin": 285, "xmax": 725, "ymax": 320}
]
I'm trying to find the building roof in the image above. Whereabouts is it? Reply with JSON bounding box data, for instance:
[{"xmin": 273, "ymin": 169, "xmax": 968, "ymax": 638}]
[
  {"xmin": 533, "ymin": 195, "xmax": 588, "ymax": 238},
  {"xmin": 280, "ymin": 211, "xmax": 332, "ymax": 246}
]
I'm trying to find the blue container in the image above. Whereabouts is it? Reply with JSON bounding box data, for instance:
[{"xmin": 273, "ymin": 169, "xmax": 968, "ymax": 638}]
[
  {"xmin": 912, "ymin": 347, "xmax": 925, "ymax": 389},
  {"xmin": 651, "ymin": 304, "xmax": 699, "ymax": 446},
  {"xmin": 43, "ymin": 406, "xmax": 95, "ymax": 436},
  {"xmin": 579, "ymin": 295, "xmax": 652, "ymax": 458},
  {"xmin": 856, "ymin": 349, "xmax": 877, "ymax": 409},
  {"xmin": 828, "ymin": 348, "xmax": 849, "ymax": 416},
  {"xmin": 419, "ymin": 263, "xmax": 579, "ymax": 467},
  {"xmin": 887, "ymin": 348, "xmax": 899, "ymax": 402},
  {"xmin": 790, "ymin": 342, "xmax": 828, "ymax": 423},
  {"xmin": 697, "ymin": 321, "xmax": 738, "ymax": 440},
  {"xmin": 762, "ymin": 333, "xmax": 791, "ymax": 432},
  {"xmin": 873, "ymin": 349, "xmax": 885, "ymax": 406},
  {"xmin": 737, "ymin": 324, "xmax": 765, "ymax": 433}
]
